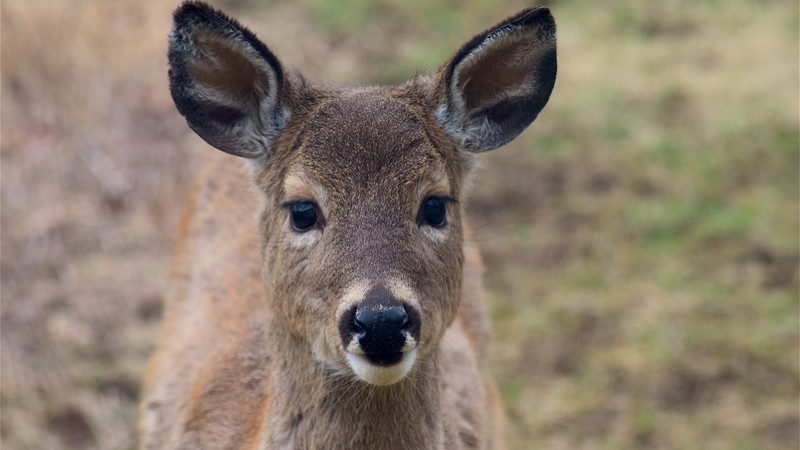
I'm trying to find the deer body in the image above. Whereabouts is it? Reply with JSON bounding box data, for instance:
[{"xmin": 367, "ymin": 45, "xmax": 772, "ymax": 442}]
[{"xmin": 140, "ymin": 3, "xmax": 556, "ymax": 449}]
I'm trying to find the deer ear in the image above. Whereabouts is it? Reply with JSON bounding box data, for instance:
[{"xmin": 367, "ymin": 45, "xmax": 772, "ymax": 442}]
[
  {"xmin": 168, "ymin": 2, "xmax": 289, "ymax": 159},
  {"xmin": 437, "ymin": 7, "xmax": 557, "ymax": 152}
]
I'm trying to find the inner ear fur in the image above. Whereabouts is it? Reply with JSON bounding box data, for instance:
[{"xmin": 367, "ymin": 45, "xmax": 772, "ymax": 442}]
[
  {"xmin": 168, "ymin": 1, "xmax": 289, "ymax": 159},
  {"xmin": 438, "ymin": 7, "xmax": 557, "ymax": 152}
]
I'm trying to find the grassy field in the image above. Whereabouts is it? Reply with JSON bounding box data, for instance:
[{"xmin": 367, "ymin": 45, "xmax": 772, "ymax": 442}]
[{"xmin": 1, "ymin": 0, "xmax": 797, "ymax": 448}]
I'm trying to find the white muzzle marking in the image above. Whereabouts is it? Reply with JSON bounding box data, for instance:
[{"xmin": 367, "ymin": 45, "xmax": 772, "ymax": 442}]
[{"xmin": 345, "ymin": 349, "xmax": 418, "ymax": 386}]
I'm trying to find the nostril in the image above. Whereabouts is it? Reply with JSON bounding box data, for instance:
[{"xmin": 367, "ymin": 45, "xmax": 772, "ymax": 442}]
[
  {"xmin": 353, "ymin": 311, "xmax": 367, "ymax": 333},
  {"xmin": 338, "ymin": 305, "xmax": 362, "ymax": 348},
  {"xmin": 352, "ymin": 313, "xmax": 366, "ymax": 335}
]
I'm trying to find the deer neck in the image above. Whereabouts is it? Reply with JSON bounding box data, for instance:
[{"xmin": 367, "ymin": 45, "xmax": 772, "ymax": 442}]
[{"xmin": 262, "ymin": 326, "xmax": 444, "ymax": 450}]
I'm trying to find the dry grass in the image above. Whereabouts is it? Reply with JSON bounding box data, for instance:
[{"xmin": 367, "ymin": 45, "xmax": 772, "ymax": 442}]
[{"xmin": 2, "ymin": 1, "xmax": 797, "ymax": 449}]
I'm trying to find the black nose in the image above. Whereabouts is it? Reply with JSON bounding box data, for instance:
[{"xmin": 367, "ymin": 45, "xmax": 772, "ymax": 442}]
[
  {"xmin": 353, "ymin": 306, "xmax": 408, "ymax": 356},
  {"xmin": 337, "ymin": 286, "xmax": 422, "ymax": 365}
]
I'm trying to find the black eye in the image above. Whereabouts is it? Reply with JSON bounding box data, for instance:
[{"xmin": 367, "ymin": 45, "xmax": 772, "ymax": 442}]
[
  {"xmin": 420, "ymin": 196, "xmax": 448, "ymax": 228},
  {"xmin": 289, "ymin": 201, "xmax": 318, "ymax": 232}
]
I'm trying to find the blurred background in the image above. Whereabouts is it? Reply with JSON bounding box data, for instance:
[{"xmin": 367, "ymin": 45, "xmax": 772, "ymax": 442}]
[{"xmin": 1, "ymin": 0, "xmax": 797, "ymax": 448}]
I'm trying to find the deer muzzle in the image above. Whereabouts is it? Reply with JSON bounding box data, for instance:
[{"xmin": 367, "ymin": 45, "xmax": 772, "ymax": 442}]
[{"xmin": 337, "ymin": 284, "xmax": 422, "ymax": 385}]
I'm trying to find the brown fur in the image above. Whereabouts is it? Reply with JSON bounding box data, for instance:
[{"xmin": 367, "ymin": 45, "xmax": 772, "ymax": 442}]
[{"xmin": 140, "ymin": 3, "xmax": 556, "ymax": 449}]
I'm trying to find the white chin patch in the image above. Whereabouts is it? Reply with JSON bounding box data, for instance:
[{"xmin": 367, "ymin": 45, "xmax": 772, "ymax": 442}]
[{"xmin": 345, "ymin": 349, "xmax": 418, "ymax": 386}]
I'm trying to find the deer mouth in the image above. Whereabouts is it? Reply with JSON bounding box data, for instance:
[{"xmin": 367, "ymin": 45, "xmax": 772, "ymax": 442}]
[
  {"xmin": 345, "ymin": 348, "xmax": 418, "ymax": 386},
  {"xmin": 342, "ymin": 327, "xmax": 420, "ymax": 385},
  {"xmin": 364, "ymin": 352, "xmax": 404, "ymax": 366}
]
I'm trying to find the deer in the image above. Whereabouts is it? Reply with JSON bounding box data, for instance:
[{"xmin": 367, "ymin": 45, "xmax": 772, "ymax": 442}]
[{"xmin": 139, "ymin": 1, "xmax": 556, "ymax": 449}]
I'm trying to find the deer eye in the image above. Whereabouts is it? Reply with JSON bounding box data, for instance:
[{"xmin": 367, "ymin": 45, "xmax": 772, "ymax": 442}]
[
  {"xmin": 419, "ymin": 196, "xmax": 449, "ymax": 228},
  {"xmin": 288, "ymin": 201, "xmax": 318, "ymax": 232}
]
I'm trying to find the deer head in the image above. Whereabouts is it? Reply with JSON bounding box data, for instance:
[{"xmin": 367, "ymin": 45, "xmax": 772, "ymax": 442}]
[{"xmin": 167, "ymin": 1, "xmax": 556, "ymax": 386}]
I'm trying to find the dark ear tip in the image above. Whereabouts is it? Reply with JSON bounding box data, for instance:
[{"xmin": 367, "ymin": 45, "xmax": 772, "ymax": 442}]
[
  {"xmin": 173, "ymin": 1, "xmax": 222, "ymax": 27},
  {"xmin": 531, "ymin": 6, "xmax": 552, "ymax": 17},
  {"xmin": 514, "ymin": 6, "xmax": 556, "ymax": 34}
]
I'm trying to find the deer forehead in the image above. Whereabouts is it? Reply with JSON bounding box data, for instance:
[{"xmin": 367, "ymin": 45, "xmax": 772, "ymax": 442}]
[{"xmin": 280, "ymin": 92, "xmax": 456, "ymax": 205}]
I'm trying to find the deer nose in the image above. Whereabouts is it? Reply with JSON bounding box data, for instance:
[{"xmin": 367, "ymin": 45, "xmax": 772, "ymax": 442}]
[
  {"xmin": 353, "ymin": 306, "xmax": 408, "ymax": 356},
  {"xmin": 338, "ymin": 285, "xmax": 422, "ymax": 365}
]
